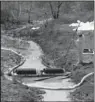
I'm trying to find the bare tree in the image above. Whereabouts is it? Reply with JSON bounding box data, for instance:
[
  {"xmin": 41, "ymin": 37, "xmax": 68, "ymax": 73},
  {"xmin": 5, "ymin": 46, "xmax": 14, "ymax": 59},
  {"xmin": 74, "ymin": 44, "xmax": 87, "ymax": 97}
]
[
  {"xmin": 49, "ymin": 1, "xmax": 63, "ymax": 19},
  {"xmin": 8, "ymin": 1, "xmax": 22, "ymax": 24},
  {"xmin": 25, "ymin": 2, "xmax": 33, "ymax": 23},
  {"xmin": 17, "ymin": 2, "xmax": 22, "ymax": 23},
  {"xmin": 27, "ymin": 5, "xmax": 32, "ymax": 23},
  {"xmin": 21, "ymin": 2, "xmax": 33, "ymax": 24}
]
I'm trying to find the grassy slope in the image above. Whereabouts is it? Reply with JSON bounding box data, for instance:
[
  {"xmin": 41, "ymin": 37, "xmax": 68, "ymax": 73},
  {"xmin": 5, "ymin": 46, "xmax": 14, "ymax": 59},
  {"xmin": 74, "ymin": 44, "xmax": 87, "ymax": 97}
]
[
  {"xmin": 1, "ymin": 36, "xmax": 45, "ymax": 102},
  {"xmin": 70, "ymin": 63, "xmax": 94, "ymax": 101}
]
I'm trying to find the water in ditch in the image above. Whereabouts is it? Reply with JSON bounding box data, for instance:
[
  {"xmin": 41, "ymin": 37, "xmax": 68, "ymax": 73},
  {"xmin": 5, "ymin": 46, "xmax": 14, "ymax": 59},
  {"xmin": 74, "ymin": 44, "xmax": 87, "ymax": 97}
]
[
  {"xmin": 21, "ymin": 75, "xmax": 75, "ymax": 101},
  {"xmin": 3, "ymin": 40, "xmax": 76, "ymax": 101}
]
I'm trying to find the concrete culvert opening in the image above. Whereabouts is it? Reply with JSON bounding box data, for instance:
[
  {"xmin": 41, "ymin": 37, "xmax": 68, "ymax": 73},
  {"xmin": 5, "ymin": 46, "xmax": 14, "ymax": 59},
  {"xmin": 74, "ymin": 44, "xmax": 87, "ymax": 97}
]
[
  {"xmin": 15, "ymin": 68, "xmax": 36, "ymax": 75},
  {"xmin": 43, "ymin": 68, "xmax": 65, "ymax": 74}
]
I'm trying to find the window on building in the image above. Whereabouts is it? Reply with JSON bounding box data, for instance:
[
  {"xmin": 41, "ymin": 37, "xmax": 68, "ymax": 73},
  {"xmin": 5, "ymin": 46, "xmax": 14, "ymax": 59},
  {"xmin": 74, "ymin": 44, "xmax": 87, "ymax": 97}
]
[{"xmin": 83, "ymin": 49, "xmax": 94, "ymax": 54}]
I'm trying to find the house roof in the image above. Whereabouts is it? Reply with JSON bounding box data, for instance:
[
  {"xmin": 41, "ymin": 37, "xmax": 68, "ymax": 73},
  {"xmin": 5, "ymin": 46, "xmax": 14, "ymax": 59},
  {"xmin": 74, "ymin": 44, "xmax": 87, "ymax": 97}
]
[
  {"xmin": 69, "ymin": 21, "xmax": 94, "ymax": 32},
  {"xmin": 77, "ymin": 21, "xmax": 94, "ymax": 31}
]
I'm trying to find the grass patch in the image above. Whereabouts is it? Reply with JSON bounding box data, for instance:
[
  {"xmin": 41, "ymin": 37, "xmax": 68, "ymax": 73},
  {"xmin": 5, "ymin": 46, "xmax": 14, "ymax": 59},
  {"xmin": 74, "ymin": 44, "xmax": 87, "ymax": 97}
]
[
  {"xmin": 71, "ymin": 76, "xmax": 94, "ymax": 102},
  {"xmin": 1, "ymin": 76, "xmax": 44, "ymax": 102},
  {"xmin": 70, "ymin": 63, "xmax": 94, "ymax": 101},
  {"xmin": 1, "ymin": 35, "xmax": 30, "ymax": 50},
  {"xmin": 1, "ymin": 49, "xmax": 22, "ymax": 73}
]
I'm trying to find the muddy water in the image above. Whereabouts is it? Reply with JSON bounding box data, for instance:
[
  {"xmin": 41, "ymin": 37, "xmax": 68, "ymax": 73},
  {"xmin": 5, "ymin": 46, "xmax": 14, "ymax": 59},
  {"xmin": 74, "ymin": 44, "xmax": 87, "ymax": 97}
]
[
  {"xmin": 16, "ymin": 41, "xmax": 75, "ymax": 101},
  {"xmin": 43, "ymin": 79, "xmax": 75, "ymax": 101},
  {"xmin": 22, "ymin": 77, "xmax": 75, "ymax": 101},
  {"xmin": 18, "ymin": 41, "xmax": 46, "ymax": 71}
]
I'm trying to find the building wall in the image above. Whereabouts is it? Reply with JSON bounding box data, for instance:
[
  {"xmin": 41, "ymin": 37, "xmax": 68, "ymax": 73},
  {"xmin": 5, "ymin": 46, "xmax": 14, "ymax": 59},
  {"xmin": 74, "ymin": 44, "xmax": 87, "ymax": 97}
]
[
  {"xmin": 76, "ymin": 30, "xmax": 94, "ymax": 63},
  {"xmin": 83, "ymin": 30, "xmax": 94, "ymax": 50}
]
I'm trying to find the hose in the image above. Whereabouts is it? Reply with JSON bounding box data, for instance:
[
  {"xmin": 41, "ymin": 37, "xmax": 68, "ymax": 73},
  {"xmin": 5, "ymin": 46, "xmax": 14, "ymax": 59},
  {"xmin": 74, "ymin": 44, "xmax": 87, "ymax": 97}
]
[
  {"xmin": 27, "ymin": 72, "xmax": 94, "ymax": 90},
  {"xmin": 2, "ymin": 48, "xmax": 94, "ymax": 90},
  {"xmin": 1, "ymin": 47, "xmax": 26, "ymax": 75}
]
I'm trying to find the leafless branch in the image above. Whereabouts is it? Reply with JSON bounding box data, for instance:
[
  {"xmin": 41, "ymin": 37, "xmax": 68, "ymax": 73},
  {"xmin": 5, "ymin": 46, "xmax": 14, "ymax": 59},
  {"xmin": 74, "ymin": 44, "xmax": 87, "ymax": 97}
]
[{"xmin": 49, "ymin": 2, "xmax": 54, "ymax": 17}]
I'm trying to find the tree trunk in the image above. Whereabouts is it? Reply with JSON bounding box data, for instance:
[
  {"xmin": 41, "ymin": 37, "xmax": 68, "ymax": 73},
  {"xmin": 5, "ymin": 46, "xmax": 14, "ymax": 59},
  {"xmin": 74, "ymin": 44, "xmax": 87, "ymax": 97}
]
[
  {"xmin": 49, "ymin": 2, "xmax": 62, "ymax": 19},
  {"xmin": 28, "ymin": 12, "xmax": 31, "ymax": 23},
  {"xmin": 28, "ymin": 7, "xmax": 32, "ymax": 23}
]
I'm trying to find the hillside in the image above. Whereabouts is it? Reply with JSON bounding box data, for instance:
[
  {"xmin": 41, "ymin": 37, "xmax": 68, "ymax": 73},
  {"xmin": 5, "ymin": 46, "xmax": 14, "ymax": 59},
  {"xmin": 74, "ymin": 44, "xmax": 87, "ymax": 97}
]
[{"xmin": 1, "ymin": 1, "xmax": 94, "ymax": 101}]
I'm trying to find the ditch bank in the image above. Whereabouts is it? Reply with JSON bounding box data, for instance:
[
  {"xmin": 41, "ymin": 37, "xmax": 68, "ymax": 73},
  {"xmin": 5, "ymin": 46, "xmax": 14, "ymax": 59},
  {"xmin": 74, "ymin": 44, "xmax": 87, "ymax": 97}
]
[{"xmin": 2, "ymin": 40, "xmax": 94, "ymax": 101}]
